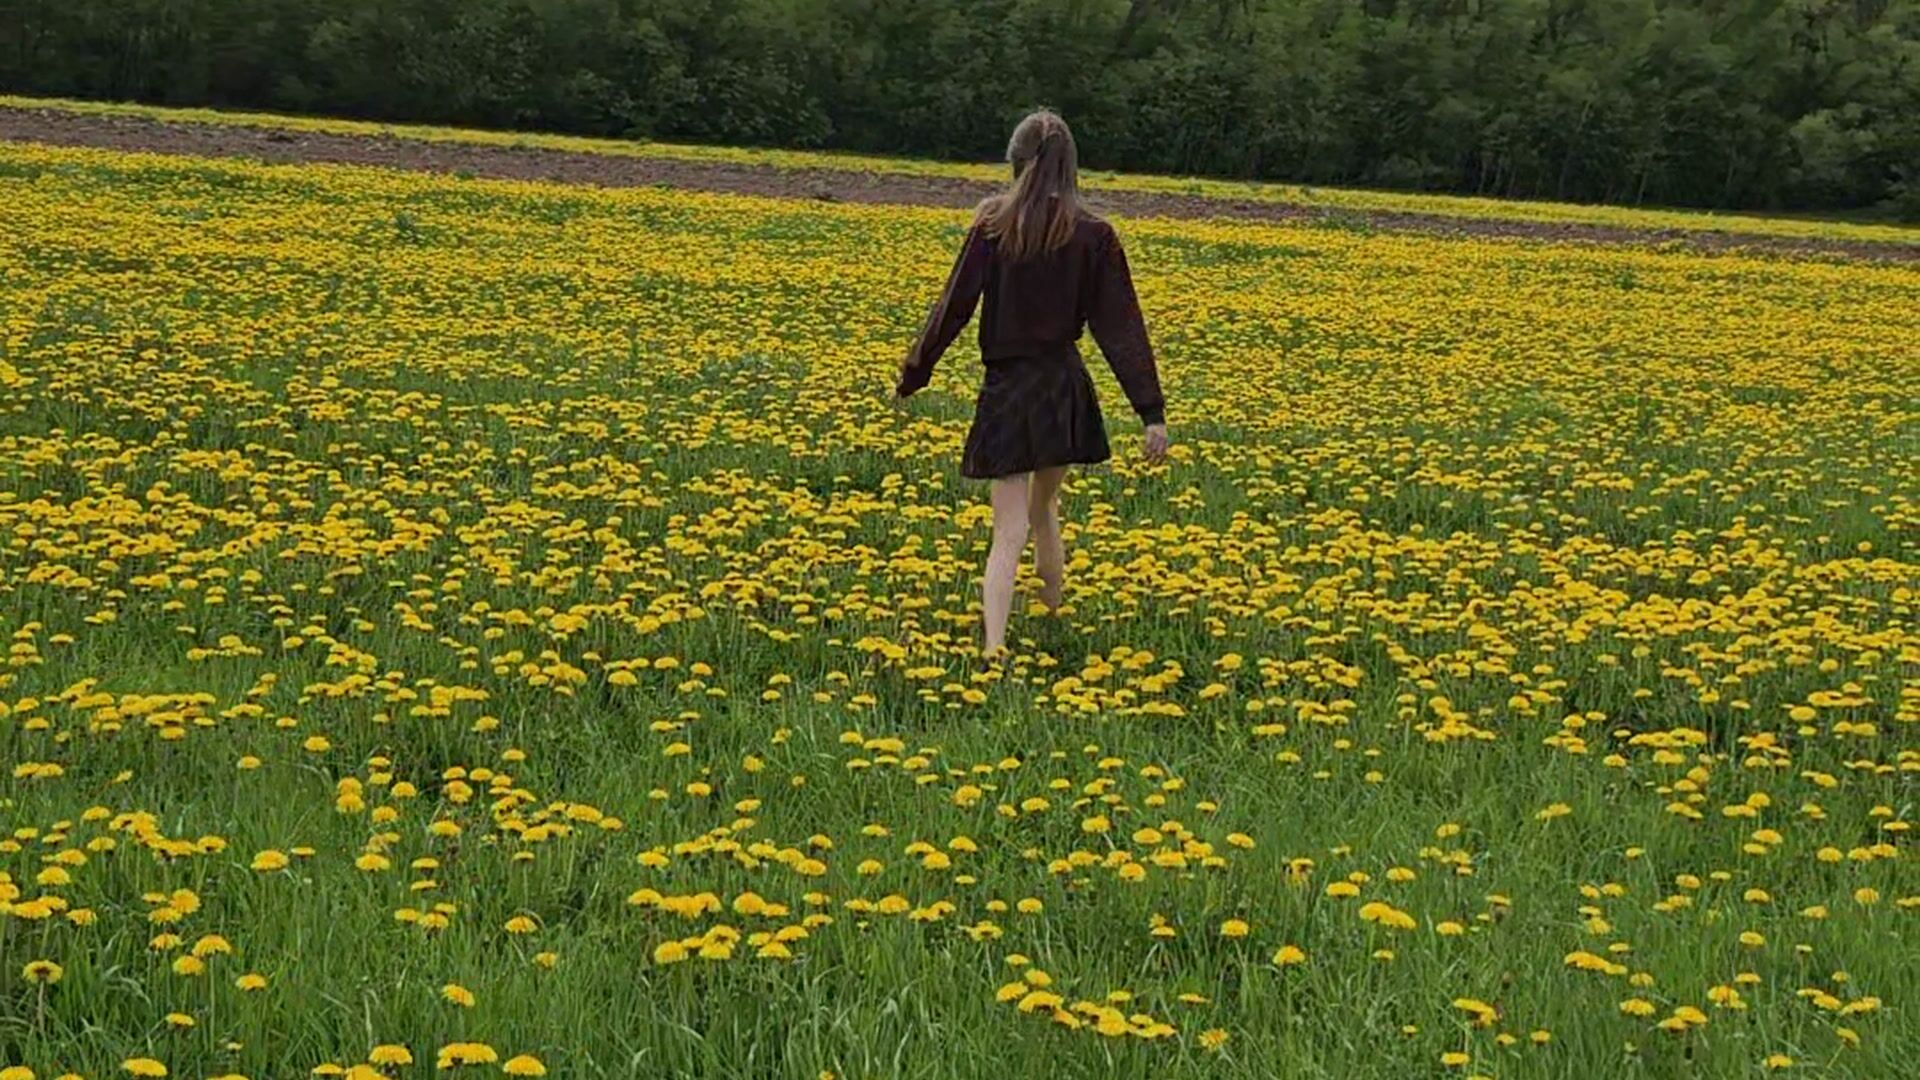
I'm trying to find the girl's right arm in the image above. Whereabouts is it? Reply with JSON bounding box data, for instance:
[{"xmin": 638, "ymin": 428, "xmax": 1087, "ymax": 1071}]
[{"xmin": 897, "ymin": 225, "xmax": 990, "ymax": 397}]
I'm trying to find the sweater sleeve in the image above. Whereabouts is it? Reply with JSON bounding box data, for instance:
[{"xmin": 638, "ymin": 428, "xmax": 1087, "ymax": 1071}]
[
  {"xmin": 1086, "ymin": 227, "xmax": 1165, "ymax": 425},
  {"xmin": 897, "ymin": 224, "xmax": 990, "ymax": 396}
]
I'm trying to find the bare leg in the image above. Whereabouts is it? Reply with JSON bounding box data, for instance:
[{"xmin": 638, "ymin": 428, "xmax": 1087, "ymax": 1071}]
[
  {"xmin": 983, "ymin": 474, "xmax": 1031, "ymax": 655},
  {"xmin": 1028, "ymin": 466, "xmax": 1068, "ymax": 610}
]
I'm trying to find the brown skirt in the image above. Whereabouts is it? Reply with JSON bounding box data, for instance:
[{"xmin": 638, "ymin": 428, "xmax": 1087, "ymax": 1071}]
[{"xmin": 961, "ymin": 356, "xmax": 1112, "ymax": 479}]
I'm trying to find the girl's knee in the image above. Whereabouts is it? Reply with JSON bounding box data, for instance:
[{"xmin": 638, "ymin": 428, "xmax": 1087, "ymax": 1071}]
[
  {"xmin": 1027, "ymin": 469, "xmax": 1064, "ymax": 518},
  {"xmin": 991, "ymin": 480, "xmax": 1030, "ymax": 527}
]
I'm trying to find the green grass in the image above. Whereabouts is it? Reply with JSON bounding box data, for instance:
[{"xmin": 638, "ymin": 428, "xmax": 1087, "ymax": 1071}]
[{"xmin": 0, "ymin": 140, "xmax": 1915, "ymax": 1080}]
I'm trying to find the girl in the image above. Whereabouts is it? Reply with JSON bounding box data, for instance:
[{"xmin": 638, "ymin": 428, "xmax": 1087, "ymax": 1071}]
[{"xmin": 895, "ymin": 108, "xmax": 1169, "ymax": 658}]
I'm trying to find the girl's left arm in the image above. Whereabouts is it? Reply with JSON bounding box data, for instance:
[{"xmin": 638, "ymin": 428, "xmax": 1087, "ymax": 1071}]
[
  {"xmin": 897, "ymin": 225, "xmax": 990, "ymax": 397},
  {"xmin": 1087, "ymin": 229, "xmax": 1165, "ymax": 427}
]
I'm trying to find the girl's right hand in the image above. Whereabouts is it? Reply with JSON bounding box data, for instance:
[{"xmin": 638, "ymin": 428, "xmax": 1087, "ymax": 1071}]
[{"xmin": 1143, "ymin": 423, "xmax": 1169, "ymax": 464}]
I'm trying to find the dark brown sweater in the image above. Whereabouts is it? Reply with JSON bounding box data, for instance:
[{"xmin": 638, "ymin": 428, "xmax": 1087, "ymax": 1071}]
[{"xmin": 896, "ymin": 214, "xmax": 1166, "ymax": 426}]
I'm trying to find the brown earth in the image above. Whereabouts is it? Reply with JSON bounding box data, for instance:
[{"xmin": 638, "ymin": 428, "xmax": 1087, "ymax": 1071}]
[{"xmin": 3, "ymin": 106, "xmax": 1914, "ymax": 262}]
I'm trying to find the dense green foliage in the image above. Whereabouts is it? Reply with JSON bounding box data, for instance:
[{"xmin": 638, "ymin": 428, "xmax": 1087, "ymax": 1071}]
[{"xmin": 4, "ymin": 0, "xmax": 1917, "ymax": 214}]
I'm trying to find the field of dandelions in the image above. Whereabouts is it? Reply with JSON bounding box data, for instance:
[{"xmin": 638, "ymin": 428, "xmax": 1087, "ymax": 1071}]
[{"xmin": 0, "ymin": 123, "xmax": 1916, "ymax": 1080}]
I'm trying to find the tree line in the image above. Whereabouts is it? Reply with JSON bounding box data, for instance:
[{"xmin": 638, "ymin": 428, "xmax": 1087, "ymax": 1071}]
[{"xmin": 4, "ymin": 0, "xmax": 1916, "ymax": 216}]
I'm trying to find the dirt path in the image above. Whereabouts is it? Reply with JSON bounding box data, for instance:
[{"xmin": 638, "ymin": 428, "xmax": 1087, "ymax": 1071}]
[{"xmin": 3, "ymin": 106, "xmax": 1914, "ymax": 262}]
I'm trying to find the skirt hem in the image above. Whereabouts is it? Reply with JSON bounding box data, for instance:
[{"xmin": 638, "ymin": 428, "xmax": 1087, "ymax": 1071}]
[
  {"xmin": 959, "ymin": 356, "xmax": 1111, "ymax": 480},
  {"xmin": 961, "ymin": 449, "xmax": 1111, "ymax": 481}
]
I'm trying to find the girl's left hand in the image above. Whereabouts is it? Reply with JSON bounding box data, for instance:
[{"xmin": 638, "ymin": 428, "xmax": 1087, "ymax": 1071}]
[{"xmin": 1143, "ymin": 423, "xmax": 1169, "ymax": 464}]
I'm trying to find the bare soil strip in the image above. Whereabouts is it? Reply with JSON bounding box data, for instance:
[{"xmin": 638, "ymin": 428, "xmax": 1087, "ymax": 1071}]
[{"xmin": 3, "ymin": 107, "xmax": 1912, "ymax": 262}]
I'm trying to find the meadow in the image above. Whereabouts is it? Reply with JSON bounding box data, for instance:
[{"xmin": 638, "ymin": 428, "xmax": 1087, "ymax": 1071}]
[
  {"xmin": 0, "ymin": 137, "xmax": 1916, "ymax": 1079},
  {"xmin": 7, "ymin": 96, "xmax": 1917, "ymax": 248}
]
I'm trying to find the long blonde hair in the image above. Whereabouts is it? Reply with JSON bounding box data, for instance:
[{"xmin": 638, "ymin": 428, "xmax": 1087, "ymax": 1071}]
[{"xmin": 975, "ymin": 109, "xmax": 1082, "ymax": 261}]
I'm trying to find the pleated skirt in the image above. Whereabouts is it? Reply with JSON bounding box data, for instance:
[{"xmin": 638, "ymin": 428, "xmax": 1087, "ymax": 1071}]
[{"xmin": 960, "ymin": 355, "xmax": 1112, "ymax": 480}]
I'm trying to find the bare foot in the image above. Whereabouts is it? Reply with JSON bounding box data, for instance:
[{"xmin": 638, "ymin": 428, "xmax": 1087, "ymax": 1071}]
[
  {"xmin": 1039, "ymin": 577, "xmax": 1064, "ymax": 612},
  {"xmin": 976, "ymin": 618, "xmax": 1007, "ymax": 658}
]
